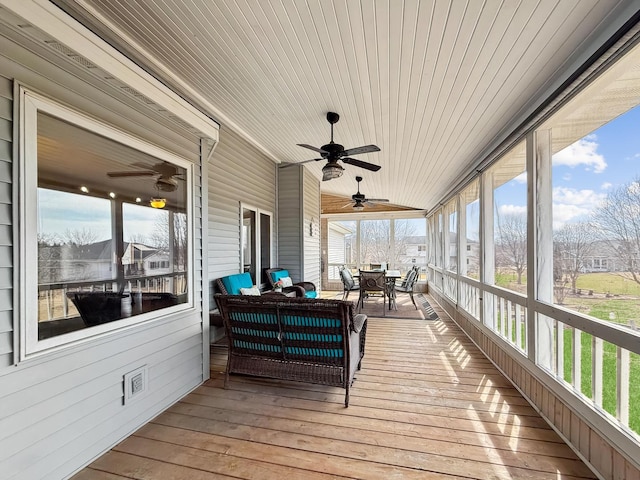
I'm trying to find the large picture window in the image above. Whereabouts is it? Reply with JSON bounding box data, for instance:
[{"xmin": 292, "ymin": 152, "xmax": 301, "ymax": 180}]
[{"xmin": 21, "ymin": 89, "xmax": 193, "ymax": 357}]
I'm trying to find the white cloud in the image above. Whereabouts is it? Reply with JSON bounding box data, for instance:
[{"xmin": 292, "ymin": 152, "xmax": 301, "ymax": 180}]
[
  {"xmin": 498, "ymin": 204, "xmax": 526, "ymax": 216},
  {"xmin": 601, "ymin": 182, "xmax": 612, "ymax": 190},
  {"xmin": 552, "ymin": 136, "xmax": 607, "ymax": 173},
  {"xmin": 552, "ymin": 186, "xmax": 606, "ymax": 228},
  {"xmin": 552, "ymin": 204, "xmax": 591, "ymax": 229},
  {"xmin": 514, "ymin": 172, "xmax": 527, "ymax": 184},
  {"xmin": 553, "ymin": 187, "xmax": 605, "ymax": 206}
]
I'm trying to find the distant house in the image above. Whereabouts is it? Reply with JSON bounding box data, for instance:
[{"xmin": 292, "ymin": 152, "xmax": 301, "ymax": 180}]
[
  {"xmin": 122, "ymin": 242, "xmax": 172, "ymax": 277},
  {"xmin": 397, "ymin": 235, "xmax": 427, "ymax": 268},
  {"xmin": 38, "ymin": 240, "xmax": 171, "ymax": 285},
  {"xmin": 38, "ymin": 239, "xmax": 113, "ymax": 284},
  {"xmin": 327, "ymin": 222, "xmax": 355, "ymax": 279}
]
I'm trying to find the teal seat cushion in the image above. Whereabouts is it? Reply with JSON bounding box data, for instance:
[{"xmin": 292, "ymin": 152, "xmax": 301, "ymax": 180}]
[
  {"xmin": 270, "ymin": 270, "xmax": 290, "ymax": 283},
  {"xmin": 305, "ymin": 291, "xmax": 317, "ymax": 299},
  {"xmin": 222, "ymin": 272, "xmax": 253, "ymax": 295}
]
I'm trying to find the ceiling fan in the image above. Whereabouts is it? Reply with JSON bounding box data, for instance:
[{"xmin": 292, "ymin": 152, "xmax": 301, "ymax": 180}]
[
  {"xmin": 290, "ymin": 112, "xmax": 381, "ymax": 181},
  {"xmin": 107, "ymin": 161, "xmax": 183, "ymax": 192},
  {"xmin": 344, "ymin": 176, "xmax": 389, "ymax": 211}
]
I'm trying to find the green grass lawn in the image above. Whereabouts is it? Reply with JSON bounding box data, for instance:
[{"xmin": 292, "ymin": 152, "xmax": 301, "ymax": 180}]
[
  {"xmin": 576, "ymin": 272, "xmax": 640, "ymax": 296},
  {"xmin": 563, "ymin": 329, "xmax": 640, "ymax": 435},
  {"xmin": 489, "ymin": 271, "xmax": 639, "ymax": 434}
]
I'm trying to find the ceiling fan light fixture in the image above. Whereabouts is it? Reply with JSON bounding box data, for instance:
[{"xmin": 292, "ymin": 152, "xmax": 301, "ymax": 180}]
[
  {"xmin": 353, "ymin": 203, "xmax": 365, "ymax": 211},
  {"xmin": 322, "ymin": 163, "xmax": 344, "ymax": 181},
  {"xmin": 150, "ymin": 197, "xmax": 166, "ymax": 209}
]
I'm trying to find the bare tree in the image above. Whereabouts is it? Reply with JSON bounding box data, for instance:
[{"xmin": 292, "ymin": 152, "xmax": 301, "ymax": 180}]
[
  {"xmin": 150, "ymin": 211, "xmax": 170, "ymax": 250},
  {"xmin": 591, "ymin": 178, "xmax": 640, "ymax": 285},
  {"xmin": 554, "ymin": 221, "xmax": 595, "ymax": 293},
  {"xmin": 38, "ymin": 233, "xmax": 61, "ymax": 284},
  {"xmin": 62, "ymin": 228, "xmax": 98, "ymax": 246},
  {"xmin": 495, "ymin": 212, "xmax": 527, "ymax": 284},
  {"xmin": 150, "ymin": 210, "xmax": 188, "ymax": 271},
  {"xmin": 173, "ymin": 212, "xmax": 188, "ymax": 271},
  {"xmin": 359, "ymin": 220, "xmax": 390, "ymax": 266},
  {"xmin": 392, "ymin": 219, "xmax": 419, "ymax": 268},
  {"xmin": 127, "ymin": 233, "xmax": 148, "ymax": 244}
]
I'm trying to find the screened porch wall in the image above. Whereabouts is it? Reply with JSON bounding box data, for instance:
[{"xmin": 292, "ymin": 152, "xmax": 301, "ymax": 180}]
[{"xmin": 430, "ymin": 289, "xmax": 640, "ymax": 480}]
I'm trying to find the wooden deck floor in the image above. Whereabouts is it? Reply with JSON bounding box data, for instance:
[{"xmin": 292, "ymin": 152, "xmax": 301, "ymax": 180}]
[{"xmin": 73, "ymin": 303, "xmax": 596, "ymax": 479}]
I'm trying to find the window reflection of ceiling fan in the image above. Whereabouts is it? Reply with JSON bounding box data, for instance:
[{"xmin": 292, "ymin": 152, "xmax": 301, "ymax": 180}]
[
  {"xmin": 287, "ymin": 112, "xmax": 381, "ymax": 181},
  {"xmin": 344, "ymin": 176, "xmax": 389, "ymax": 211},
  {"xmin": 107, "ymin": 161, "xmax": 183, "ymax": 192}
]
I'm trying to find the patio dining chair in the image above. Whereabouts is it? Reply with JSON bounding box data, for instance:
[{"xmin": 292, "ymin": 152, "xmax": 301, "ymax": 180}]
[
  {"xmin": 357, "ymin": 270, "xmax": 387, "ymax": 317},
  {"xmin": 393, "ymin": 266, "xmax": 419, "ymax": 310},
  {"xmin": 339, "ymin": 265, "xmax": 360, "ymax": 301}
]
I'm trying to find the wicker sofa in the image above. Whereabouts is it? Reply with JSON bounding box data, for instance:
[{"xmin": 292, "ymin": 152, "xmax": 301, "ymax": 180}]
[{"xmin": 215, "ymin": 294, "xmax": 367, "ymax": 407}]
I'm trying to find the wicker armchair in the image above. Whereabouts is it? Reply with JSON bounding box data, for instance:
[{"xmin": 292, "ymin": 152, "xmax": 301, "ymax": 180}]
[
  {"xmin": 265, "ymin": 268, "xmax": 316, "ymax": 298},
  {"xmin": 215, "ymin": 294, "xmax": 367, "ymax": 407}
]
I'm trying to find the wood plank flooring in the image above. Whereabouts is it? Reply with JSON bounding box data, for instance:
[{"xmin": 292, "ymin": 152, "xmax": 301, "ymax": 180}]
[{"xmin": 74, "ymin": 302, "xmax": 596, "ymax": 479}]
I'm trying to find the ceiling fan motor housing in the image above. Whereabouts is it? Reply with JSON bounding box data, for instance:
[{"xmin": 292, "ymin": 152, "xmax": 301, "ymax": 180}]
[{"xmin": 156, "ymin": 176, "xmax": 178, "ymax": 192}]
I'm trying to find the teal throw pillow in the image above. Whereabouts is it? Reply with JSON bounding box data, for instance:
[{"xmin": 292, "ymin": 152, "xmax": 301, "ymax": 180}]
[
  {"xmin": 271, "ymin": 270, "xmax": 290, "ymax": 283},
  {"xmin": 222, "ymin": 272, "xmax": 253, "ymax": 295}
]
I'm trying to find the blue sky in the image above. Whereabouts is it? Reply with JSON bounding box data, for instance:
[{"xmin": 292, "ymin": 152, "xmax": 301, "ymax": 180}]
[
  {"xmin": 38, "ymin": 189, "xmax": 165, "ymax": 243},
  {"xmin": 494, "ymin": 104, "xmax": 640, "ymax": 229}
]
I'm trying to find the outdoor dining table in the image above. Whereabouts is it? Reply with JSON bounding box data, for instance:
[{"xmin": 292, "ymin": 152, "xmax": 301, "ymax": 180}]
[{"xmin": 354, "ymin": 270, "xmax": 402, "ymax": 310}]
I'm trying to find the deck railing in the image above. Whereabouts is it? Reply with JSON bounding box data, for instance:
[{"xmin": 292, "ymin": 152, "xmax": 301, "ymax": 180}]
[
  {"xmin": 38, "ymin": 272, "xmax": 187, "ymax": 322},
  {"xmin": 429, "ymin": 262, "xmax": 640, "ymax": 441}
]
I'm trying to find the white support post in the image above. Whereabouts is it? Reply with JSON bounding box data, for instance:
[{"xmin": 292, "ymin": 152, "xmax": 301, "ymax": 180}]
[
  {"xmin": 480, "ymin": 171, "xmax": 494, "ymax": 329},
  {"xmin": 530, "ymin": 130, "xmax": 554, "ymax": 369},
  {"xmin": 616, "ymin": 346, "xmax": 630, "ymax": 425},
  {"xmin": 593, "ymin": 336, "xmax": 604, "ymax": 406},
  {"xmin": 556, "ymin": 321, "xmax": 564, "ymax": 378},
  {"xmin": 515, "ymin": 304, "xmax": 523, "ymax": 350},
  {"xmin": 573, "ymin": 327, "xmax": 582, "ymax": 392},
  {"xmin": 507, "ymin": 300, "xmax": 513, "ymax": 342}
]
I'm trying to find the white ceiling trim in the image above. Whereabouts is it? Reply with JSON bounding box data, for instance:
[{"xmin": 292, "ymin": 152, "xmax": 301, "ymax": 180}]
[
  {"xmin": 70, "ymin": 0, "xmax": 279, "ymax": 163},
  {"xmin": 0, "ymin": 0, "xmax": 220, "ymax": 142}
]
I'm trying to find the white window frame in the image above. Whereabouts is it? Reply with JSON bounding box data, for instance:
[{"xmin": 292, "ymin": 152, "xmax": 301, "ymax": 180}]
[
  {"xmin": 18, "ymin": 87, "xmax": 195, "ymax": 360},
  {"xmin": 239, "ymin": 203, "xmax": 273, "ymax": 289}
]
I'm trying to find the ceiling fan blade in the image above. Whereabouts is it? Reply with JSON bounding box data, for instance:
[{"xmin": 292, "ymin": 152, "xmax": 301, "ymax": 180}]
[
  {"xmin": 297, "ymin": 143, "xmax": 327, "ymax": 154},
  {"xmin": 341, "ymin": 202, "xmax": 354, "ymax": 208},
  {"xmin": 366, "ymin": 198, "xmax": 389, "ymax": 203},
  {"xmin": 107, "ymin": 171, "xmax": 156, "ymax": 177},
  {"xmin": 342, "ymin": 157, "xmax": 382, "ymax": 172},
  {"xmin": 341, "ymin": 144, "xmax": 380, "ymax": 157}
]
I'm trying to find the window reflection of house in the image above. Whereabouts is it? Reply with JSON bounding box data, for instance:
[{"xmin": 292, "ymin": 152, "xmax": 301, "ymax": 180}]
[
  {"xmin": 122, "ymin": 242, "xmax": 171, "ymax": 277},
  {"xmin": 38, "ymin": 239, "xmax": 114, "ymax": 284}
]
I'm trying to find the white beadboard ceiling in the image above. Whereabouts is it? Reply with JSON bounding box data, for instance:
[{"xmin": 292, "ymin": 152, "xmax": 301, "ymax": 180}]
[{"xmin": 52, "ymin": 0, "xmax": 636, "ymax": 210}]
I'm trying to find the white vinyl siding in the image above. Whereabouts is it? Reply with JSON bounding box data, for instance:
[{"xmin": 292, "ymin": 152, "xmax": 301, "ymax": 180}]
[
  {"xmin": 207, "ymin": 126, "xmax": 276, "ymax": 286},
  {"xmin": 0, "ymin": 74, "xmax": 11, "ymax": 370},
  {"xmin": 328, "ymin": 228, "xmax": 347, "ymax": 266},
  {"xmin": 303, "ymin": 168, "xmax": 321, "ymax": 288},
  {"xmin": 278, "ymin": 166, "xmax": 303, "ymax": 282},
  {"xmin": 0, "ymin": 30, "xmax": 211, "ymax": 479},
  {"xmin": 277, "ymin": 165, "xmax": 321, "ymax": 287}
]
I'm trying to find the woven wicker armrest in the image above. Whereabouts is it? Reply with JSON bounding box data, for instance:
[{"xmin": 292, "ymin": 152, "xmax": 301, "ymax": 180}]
[
  {"xmin": 351, "ymin": 313, "xmax": 367, "ymax": 333},
  {"xmin": 283, "ymin": 285, "xmax": 306, "ymax": 297},
  {"xmin": 295, "ymin": 281, "xmax": 316, "ymax": 292}
]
